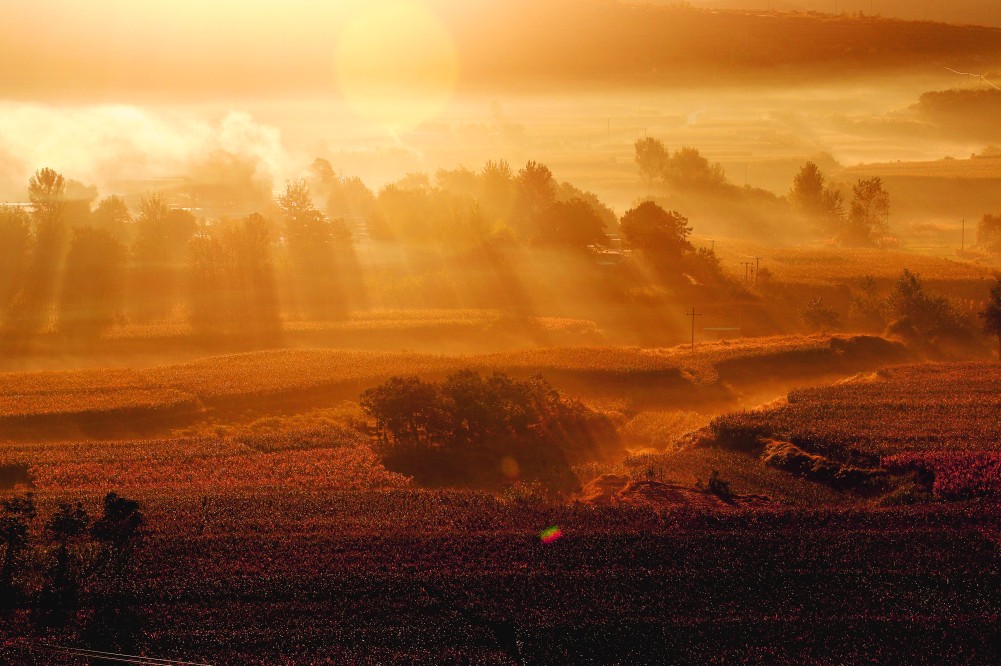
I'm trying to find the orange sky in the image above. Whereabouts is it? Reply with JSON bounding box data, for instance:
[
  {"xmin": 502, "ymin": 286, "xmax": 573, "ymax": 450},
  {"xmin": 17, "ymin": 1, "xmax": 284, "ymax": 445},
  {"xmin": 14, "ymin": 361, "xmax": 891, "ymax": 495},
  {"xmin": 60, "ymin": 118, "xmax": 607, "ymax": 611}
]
[{"xmin": 3, "ymin": 0, "xmax": 1001, "ymax": 104}]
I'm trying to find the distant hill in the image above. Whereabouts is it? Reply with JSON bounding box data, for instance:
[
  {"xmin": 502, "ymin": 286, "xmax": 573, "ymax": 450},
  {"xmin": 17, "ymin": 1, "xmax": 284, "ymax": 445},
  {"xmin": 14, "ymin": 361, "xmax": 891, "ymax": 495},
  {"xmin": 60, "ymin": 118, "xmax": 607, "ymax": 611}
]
[
  {"xmin": 678, "ymin": 0, "xmax": 1001, "ymax": 28},
  {"xmin": 448, "ymin": 1, "xmax": 1001, "ymax": 90},
  {"xmin": 3, "ymin": 0, "xmax": 1001, "ymax": 99}
]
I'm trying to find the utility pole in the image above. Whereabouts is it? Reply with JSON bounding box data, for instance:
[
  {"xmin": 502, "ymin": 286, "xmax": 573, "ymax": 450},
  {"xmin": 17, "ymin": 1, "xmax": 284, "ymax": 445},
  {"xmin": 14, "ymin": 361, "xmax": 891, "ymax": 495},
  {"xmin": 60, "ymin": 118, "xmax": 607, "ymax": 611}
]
[
  {"xmin": 686, "ymin": 307, "xmax": 702, "ymax": 351},
  {"xmin": 961, "ymin": 218, "xmax": 965, "ymax": 255},
  {"xmin": 754, "ymin": 256, "xmax": 763, "ymax": 285},
  {"xmin": 710, "ymin": 239, "xmax": 715, "ymax": 252},
  {"xmin": 742, "ymin": 261, "xmax": 754, "ymax": 285}
]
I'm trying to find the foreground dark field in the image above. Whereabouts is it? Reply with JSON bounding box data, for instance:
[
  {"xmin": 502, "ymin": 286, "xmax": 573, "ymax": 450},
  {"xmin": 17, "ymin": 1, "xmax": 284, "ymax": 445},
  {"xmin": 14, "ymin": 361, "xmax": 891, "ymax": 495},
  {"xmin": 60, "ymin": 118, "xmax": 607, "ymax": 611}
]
[
  {"xmin": 2, "ymin": 351, "xmax": 1001, "ymax": 663},
  {"xmin": 3, "ymin": 492, "xmax": 1001, "ymax": 664}
]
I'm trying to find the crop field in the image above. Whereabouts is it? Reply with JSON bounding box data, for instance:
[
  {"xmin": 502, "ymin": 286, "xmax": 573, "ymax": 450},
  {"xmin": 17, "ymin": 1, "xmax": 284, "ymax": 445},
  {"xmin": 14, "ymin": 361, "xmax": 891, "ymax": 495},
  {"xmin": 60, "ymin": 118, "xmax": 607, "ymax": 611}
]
[
  {"xmin": 712, "ymin": 241, "xmax": 994, "ymax": 287},
  {"xmin": 3, "ymin": 345, "xmax": 1001, "ymax": 662},
  {"xmin": 702, "ymin": 362, "xmax": 1001, "ymax": 502},
  {"xmin": 0, "ymin": 334, "xmax": 908, "ymax": 442},
  {"xmin": 4, "ymin": 486, "xmax": 1001, "ymax": 664},
  {"xmin": 709, "ymin": 363, "xmax": 1001, "ymax": 458}
]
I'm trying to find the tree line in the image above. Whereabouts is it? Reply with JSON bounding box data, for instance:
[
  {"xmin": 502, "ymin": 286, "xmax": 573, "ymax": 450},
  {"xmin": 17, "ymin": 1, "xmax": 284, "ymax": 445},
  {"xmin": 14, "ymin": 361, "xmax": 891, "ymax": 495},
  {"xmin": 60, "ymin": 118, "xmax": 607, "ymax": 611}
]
[{"xmin": 0, "ymin": 157, "xmax": 735, "ymax": 348}]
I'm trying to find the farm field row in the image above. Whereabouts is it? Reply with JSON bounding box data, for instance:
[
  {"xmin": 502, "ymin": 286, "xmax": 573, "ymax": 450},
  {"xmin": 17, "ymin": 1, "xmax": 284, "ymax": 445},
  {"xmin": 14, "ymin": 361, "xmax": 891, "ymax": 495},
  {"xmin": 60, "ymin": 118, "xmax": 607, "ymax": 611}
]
[
  {"xmin": 0, "ymin": 335, "xmax": 907, "ymax": 437},
  {"xmin": 4, "ymin": 487, "xmax": 1001, "ymax": 664}
]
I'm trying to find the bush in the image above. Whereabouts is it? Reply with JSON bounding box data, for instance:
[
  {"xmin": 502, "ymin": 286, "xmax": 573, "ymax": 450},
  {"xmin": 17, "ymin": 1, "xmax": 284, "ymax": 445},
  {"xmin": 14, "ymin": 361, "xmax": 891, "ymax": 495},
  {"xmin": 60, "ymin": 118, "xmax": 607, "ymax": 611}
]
[
  {"xmin": 762, "ymin": 439, "xmax": 886, "ymax": 490},
  {"xmin": 707, "ymin": 415, "xmax": 771, "ymax": 452},
  {"xmin": 362, "ymin": 370, "xmax": 619, "ymax": 493}
]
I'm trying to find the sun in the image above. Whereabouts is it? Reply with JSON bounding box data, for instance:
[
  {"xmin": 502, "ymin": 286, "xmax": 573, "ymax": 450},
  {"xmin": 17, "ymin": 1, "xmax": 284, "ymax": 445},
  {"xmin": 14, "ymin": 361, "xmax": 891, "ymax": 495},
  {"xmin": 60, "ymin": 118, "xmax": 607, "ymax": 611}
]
[{"xmin": 335, "ymin": 0, "xmax": 459, "ymax": 131}]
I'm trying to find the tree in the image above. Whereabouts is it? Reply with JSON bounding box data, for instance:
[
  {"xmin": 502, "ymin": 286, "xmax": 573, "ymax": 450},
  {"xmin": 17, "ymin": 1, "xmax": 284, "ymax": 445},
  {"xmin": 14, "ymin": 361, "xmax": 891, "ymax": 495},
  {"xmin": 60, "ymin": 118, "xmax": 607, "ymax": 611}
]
[
  {"xmin": 980, "ymin": 277, "xmax": 1001, "ymax": 359},
  {"xmin": 92, "ymin": 196, "xmax": 133, "ymax": 244},
  {"xmin": 5, "ymin": 168, "xmax": 69, "ymax": 343},
  {"xmin": 91, "ymin": 493, "xmax": 144, "ymax": 597},
  {"xmin": 515, "ymin": 161, "xmax": 557, "ymax": 236},
  {"xmin": 620, "ymin": 201, "xmax": 693, "ymax": 257},
  {"xmin": 279, "ymin": 179, "xmax": 347, "ymax": 319},
  {"xmin": 977, "ymin": 214, "xmax": 1001, "ymax": 253},
  {"xmin": 801, "ymin": 297, "xmax": 840, "ymax": 333},
  {"xmin": 665, "ymin": 147, "xmax": 727, "ymax": 189},
  {"xmin": 791, "ymin": 162, "xmax": 825, "ymax": 209},
  {"xmin": 790, "ymin": 162, "xmax": 845, "ymax": 232},
  {"xmin": 480, "ymin": 159, "xmax": 516, "ymax": 222},
  {"xmin": 40, "ymin": 502, "xmax": 90, "ymax": 615},
  {"xmin": 845, "ymin": 176, "xmax": 890, "ymax": 245},
  {"xmin": 0, "ymin": 493, "xmax": 36, "ymax": 604},
  {"xmin": 131, "ymin": 194, "xmax": 197, "ymax": 322},
  {"xmin": 63, "ymin": 179, "xmax": 98, "ymax": 229},
  {"xmin": 361, "ymin": 370, "xmax": 619, "ymax": 483},
  {"xmin": 0, "ymin": 206, "xmax": 31, "ymax": 315},
  {"xmin": 360, "ymin": 376, "xmax": 447, "ymax": 445},
  {"xmin": 58, "ymin": 227, "xmax": 126, "ymax": 339},
  {"xmin": 635, "ymin": 137, "xmax": 669, "ymax": 187},
  {"xmin": 532, "ymin": 198, "xmax": 608, "ymax": 248},
  {"xmin": 29, "ymin": 167, "xmax": 66, "ymax": 228},
  {"xmin": 188, "ymin": 214, "xmax": 282, "ymax": 340},
  {"xmin": 886, "ymin": 269, "xmax": 963, "ymax": 336}
]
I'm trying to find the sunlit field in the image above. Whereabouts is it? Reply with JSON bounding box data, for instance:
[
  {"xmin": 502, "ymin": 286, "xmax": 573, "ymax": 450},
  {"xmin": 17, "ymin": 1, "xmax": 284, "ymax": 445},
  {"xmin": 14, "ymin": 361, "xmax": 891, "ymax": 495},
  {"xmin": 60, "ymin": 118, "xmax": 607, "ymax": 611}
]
[{"xmin": 2, "ymin": 1, "xmax": 1001, "ymax": 663}]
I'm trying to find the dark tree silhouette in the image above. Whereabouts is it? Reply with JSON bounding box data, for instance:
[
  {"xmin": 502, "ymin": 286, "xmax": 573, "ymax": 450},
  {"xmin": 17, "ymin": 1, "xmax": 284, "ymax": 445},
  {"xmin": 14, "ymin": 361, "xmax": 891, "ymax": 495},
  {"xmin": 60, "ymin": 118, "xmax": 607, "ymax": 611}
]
[
  {"xmin": 0, "ymin": 493, "xmax": 36, "ymax": 605},
  {"xmin": 63, "ymin": 179, "xmax": 98, "ymax": 229},
  {"xmin": 480, "ymin": 159, "xmax": 516, "ymax": 223},
  {"xmin": 886, "ymin": 269, "xmax": 964, "ymax": 337},
  {"xmin": 39, "ymin": 502, "xmax": 90, "ymax": 617},
  {"xmin": 91, "ymin": 492, "xmax": 144, "ymax": 598},
  {"xmin": 980, "ymin": 278, "xmax": 1001, "ymax": 359}
]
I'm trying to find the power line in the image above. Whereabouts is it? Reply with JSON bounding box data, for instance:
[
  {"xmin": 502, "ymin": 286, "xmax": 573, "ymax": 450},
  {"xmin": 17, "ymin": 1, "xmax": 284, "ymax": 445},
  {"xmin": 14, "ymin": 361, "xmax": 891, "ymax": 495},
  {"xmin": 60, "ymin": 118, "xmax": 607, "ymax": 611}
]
[
  {"xmin": 686, "ymin": 306, "xmax": 703, "ymax": 351},
  {"xmin": 20, "ymin": 642, "xmax": 212, "ymax": 666}
]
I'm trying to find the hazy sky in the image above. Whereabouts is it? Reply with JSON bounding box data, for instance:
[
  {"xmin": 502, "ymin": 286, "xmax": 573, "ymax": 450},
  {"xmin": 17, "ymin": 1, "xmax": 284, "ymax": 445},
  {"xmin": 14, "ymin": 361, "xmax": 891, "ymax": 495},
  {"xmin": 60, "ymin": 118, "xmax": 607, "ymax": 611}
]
[
  {"xmin": 0, "ymin": 0, "xmax": 996, "ymax": 203},
  {"xmin": 5, "ymin": 0, "xmax": 998, "ymax": 103}
]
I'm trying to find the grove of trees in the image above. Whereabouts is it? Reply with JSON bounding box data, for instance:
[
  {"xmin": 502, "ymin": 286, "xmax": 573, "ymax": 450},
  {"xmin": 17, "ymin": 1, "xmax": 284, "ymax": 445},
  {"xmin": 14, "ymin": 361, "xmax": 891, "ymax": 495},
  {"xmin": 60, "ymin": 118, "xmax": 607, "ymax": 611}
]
[{"xmin": 361, "ymin": 370, "xmax": 619, "ymax": 493}]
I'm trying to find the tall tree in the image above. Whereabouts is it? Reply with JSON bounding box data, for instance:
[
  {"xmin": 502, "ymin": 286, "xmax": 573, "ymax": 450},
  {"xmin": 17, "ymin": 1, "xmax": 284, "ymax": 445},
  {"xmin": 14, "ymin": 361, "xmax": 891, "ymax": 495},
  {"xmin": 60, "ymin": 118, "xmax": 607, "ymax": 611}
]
[
  {"xmin": 131, "ymin": 194, "xmax": 196, "ymax": 322},
  {"xmin": 58, "ymin": 227, "xmax": 126, "ymax": 340},
  {"xmin": 279, "ymin": 179, "xmax": 347, "ymax": 319},
  {"xmin": 5, "ymin": 169, "xmax": 68, "ymax": 343},
  {"xmin": 634, "ymin": 137, "xmax": 669, "ymax": 187},
  {"xmin": 0, "ymin": 206, "xmax": 31, "ymax": 316},
  {"xmin": 189, "ymin": 214, "xmax": 282, "ymax": 340},
  {"xmin": 791, "ymin": 162, "xmax": 845, "ymax": 233},
  {"xmin": 92, "ymin": 196, "xmax": 133, "ymax": 245},
  {"xmin": 845, "ymin": 177, "xmax": 890, "ymax": 245}
]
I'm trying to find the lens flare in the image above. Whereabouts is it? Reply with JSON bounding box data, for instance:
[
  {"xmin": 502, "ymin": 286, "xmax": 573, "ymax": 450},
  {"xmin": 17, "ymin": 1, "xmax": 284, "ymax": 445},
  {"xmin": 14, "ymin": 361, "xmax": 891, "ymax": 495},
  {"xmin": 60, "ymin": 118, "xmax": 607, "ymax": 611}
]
[
  {"xmin": 335, "ymin": 0, "xmax": 459, "ymax": 131},
  {"xmin": 540, "ymin": 526, "xmax": 563, "ymax": 544},
  {"xmin": 500, "ymin": 456, "xmax": 520, "ymax": 480}
]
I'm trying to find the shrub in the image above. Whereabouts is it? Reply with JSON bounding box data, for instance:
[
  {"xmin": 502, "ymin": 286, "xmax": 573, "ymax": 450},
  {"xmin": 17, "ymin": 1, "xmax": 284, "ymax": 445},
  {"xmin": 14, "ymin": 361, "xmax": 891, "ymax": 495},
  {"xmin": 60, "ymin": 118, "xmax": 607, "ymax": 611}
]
[{"xmin": 362, "ymin": 370, "xmax": 618, "ymax": 493}]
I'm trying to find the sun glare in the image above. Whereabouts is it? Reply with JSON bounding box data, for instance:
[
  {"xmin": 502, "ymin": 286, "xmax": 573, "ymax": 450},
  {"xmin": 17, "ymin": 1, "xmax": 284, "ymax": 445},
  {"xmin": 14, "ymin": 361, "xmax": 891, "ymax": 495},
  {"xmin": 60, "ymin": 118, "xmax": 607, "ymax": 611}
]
[{"xmin": 335, "ymin": 0, "xmax": 459, "ymax": 131}]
